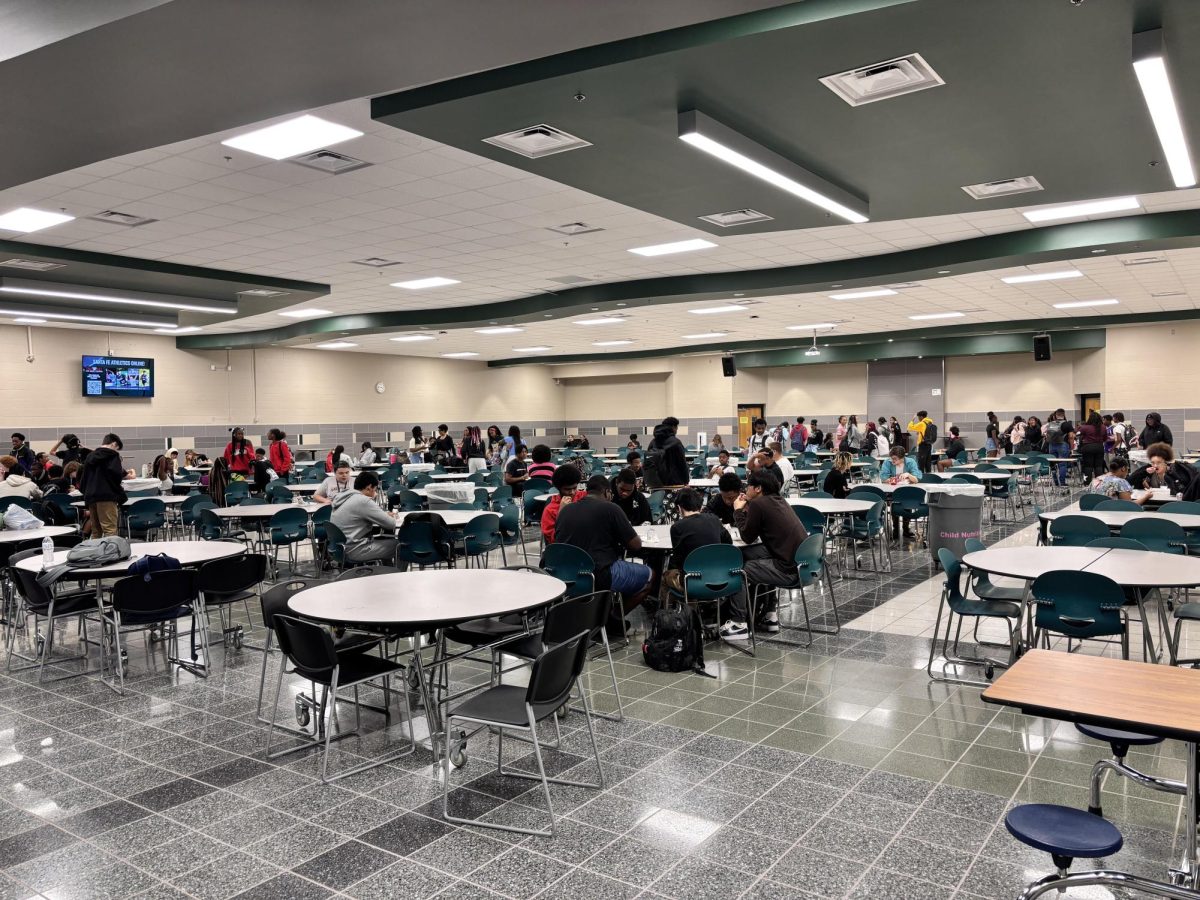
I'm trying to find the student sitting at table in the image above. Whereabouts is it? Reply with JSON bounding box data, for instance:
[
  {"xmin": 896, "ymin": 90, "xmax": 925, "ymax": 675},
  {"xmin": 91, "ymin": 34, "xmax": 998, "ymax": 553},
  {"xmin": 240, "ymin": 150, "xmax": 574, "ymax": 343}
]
[
  {"xmin": 1129, "ymin": 442, "xmax": 1199, "ymax": 498},
  {"xmin": 626, "ymin": 433, "xmax": 642, "ymax": 450},
  {"xmin": 768, "ymin": 441, "xmax": 794, "ymax": 487},
  {"xmin": 331, "ymin": 471, "xmax": 401, "ymax": 568},
  {"xmin": 709, "ymin": 449, "xmax": 736, "ymax": 478},
  {"xmin": 723, "ymin": 470, "xmax": 807, "ymax": 640},
  {"xmin": 326, "ymin": 444, "xmax": 351, "ymax": 473},
  {"xmin": 936, "ymin": 426, "xmax": 966, "ymax": 472},
  {"xmin": 504, "ymin": 444, "xmax": 530, "ymax": 488},
  {"xmin": 47, "ymin": 461, "xmax": 81, "ymax": 495},
  {"xmin": 0, "ymin": 456, "xmax": 43, "ymax": 500},
  {"xmin": 625, "ymin": 451, "xmax": 646, "ymax": 489},
  {"xmin": 526, "ymin": 444, "xmax": 557, "ymax": 482},
  {"xmin": 358, "ymin": 441, "xmax": 377, "ymax": 466},
  {"xmin": 706, "ymin": 472, "xmax": 743, "ymax": 525},
  {"xmin": 314, "ymin": 460, "xmax": 354, "ymax": 505},
  {"xmin": 823, "ymin": 452, "xmax": 853, "ymax": 499},
  {"xmin": 540, "ymin": 464, "xmax": 586, "ymax": 545},
  {"xmin": 251, "ymin": 448, "xmax": 276, "ymax": 492},
  {"xmin": 661, "ymin": 488, "xmax": 731, "ymax": 601},
  {"xmin": 749, "ymin": 448, "xmax": 785, "ymax": 490},
  {"xmin": 610, "ymin": 468, "xmax": 651, "ymax": 525},
  {"xmin": 555, "ymin": 474, "xmax": 653, "ymax": 636},
  {"xmin": 880, "ymin": 446, "xmax": 921, "ymax": 540},
  {"xmin": 807, "ymin": 420, "xmax": 824, "ymax": 451},
  {"xmin": 1088, "ymin": 459, "xmax": 1148, "ymax": 504},
  {"xmin": 708, "ymin": 434, "xmax": 727, "ymax": 454}
]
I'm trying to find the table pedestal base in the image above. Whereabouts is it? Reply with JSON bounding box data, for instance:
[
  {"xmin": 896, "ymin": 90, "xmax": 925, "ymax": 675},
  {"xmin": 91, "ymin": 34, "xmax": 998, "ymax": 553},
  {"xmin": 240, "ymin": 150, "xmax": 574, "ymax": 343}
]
[{"xmin": 1019, "ymin": 870, "xmax": 1200, "ymax": 900}]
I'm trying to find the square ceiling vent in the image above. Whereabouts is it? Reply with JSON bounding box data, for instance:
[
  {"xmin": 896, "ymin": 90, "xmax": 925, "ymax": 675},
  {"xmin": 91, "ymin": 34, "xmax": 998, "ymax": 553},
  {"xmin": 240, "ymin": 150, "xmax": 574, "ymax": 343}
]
[
  {"xmin": 238, "ymin": 288, "xmax": 290, "ymax": 298},
  {"xmin": 961, "ymin": 176, "xmax": 1044, "ymax": 200},
  {"xmin": 291, "ymin": 150, "xmax": 371, "ymax": 174},
  {"xmin": 698, "ymin": 208, "xmax": 774, "ymax": 227},
  {"xmin": 820, "ymin": 53, "xmax": 944, "ymax": 106},
  {"xmin": 483, "ymin": 124, "xmax": 592, "ymax": 158},
  {"xmin": 0, "ymin": 258, "xmax": 65, "ymax": 271},
  {"xmin": 1121, "ymin": 255, "xmax": 1168, "ymax": 267},
  {"xmin": 546, "ymin": 222, "xmax": 604, "ymax": 235},
  {"xmin": 351, "ymin": 257, "xmax": 402, "ymax": 267},
  {"xmin": 547, "ymin": 275, "xmax": 593, "ymax": 285},
  {"xmin": 88, "ymin": 209, "xmax": 157, "ymax": 227}
]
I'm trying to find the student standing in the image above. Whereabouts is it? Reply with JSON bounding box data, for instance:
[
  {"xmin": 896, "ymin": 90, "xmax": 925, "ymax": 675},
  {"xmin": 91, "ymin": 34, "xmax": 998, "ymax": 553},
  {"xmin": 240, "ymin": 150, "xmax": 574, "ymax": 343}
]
[
  {"xmin": 223, "ymin": 427, "xmax": 255, "ymax": 477},
  {"xmin": 267, "ymin": 429, "xmax": 293, "ymax": 480},
  {"xmin": 80, "ymin": 433, "xmax": 127, "ymax": 538}
]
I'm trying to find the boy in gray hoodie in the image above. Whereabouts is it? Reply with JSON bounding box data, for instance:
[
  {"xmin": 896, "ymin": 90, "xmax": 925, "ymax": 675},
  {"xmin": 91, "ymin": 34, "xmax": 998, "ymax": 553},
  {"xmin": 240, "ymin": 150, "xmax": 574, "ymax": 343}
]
[{"xmin": 330, "ymin": 471, "xmax": 401, "ymax": 567}]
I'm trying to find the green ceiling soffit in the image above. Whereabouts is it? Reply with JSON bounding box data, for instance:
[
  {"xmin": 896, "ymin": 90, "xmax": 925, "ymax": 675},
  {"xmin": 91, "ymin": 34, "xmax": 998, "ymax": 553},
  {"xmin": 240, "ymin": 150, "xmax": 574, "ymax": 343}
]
[
  {"xmin": 369, "ymin": 0, "xmax": 920, "ymax": 118},
  {"xmin": 176, "ymin": 209, "xmax": 1200, "ymax": 351}
]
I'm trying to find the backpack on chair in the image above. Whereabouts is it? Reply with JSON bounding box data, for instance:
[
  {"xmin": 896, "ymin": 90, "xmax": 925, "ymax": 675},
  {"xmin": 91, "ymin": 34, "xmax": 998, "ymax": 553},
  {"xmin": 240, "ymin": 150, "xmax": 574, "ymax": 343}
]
[
  {"xmin": 642, "ymin": 604, "xmax": 710, "ymax": 676},
  {"xmin": 643, "ymin": 445, "xmax": 665, "ymax": 489}
]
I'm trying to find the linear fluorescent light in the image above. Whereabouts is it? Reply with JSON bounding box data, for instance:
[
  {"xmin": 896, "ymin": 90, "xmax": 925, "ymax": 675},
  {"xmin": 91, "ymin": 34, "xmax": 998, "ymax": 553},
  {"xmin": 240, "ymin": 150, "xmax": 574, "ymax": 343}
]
[
  {"xmin": 1053, "ymin": 299, "xmax": 1120, "ymax": 309},
  {"xmin": 442, "ymin": 351, "xmax": 479, "ymax": 358},
  {"xmin": 315, "ymin": 341, "xmax": 357, "ymax": 349},
  {"xmin": 0, "ymin": 284, "xmax": 234, "ymax": 315},
  {"xmin": 0, "ymin": 208, "xmax": 75, "ymax": 233},
  {"xmin": 475, "ymin": 326, "xmax": 524, "ymax": 335},
  {"xmin": 678, "ymin": 110, "xmax": 869, "ymax": 224},
  {"xmin": 390, "ymin": 334, "xmax": 436, "ymax": 342},
  {"xmin": 593, "ymin": 339, "xmax": 634, "ymax": 347},
  {"xmin": 574, "ymin": 317, "xmax": 625, "ymax": 326},
  {"xmin": 628, "ymin": 239, "xmax": 717, "ymax": 257},
  {"xmin": 1000, "ymin": 270, "xmax": 1083, "ymax": 285},
  {"xmin": 688, "ymin": 304, "xmax": 746, "ymax": 315},
  {"xmin": 513, "ymin": 346, "xmax": 552, "ymax": 352},
  {"xmin": 829, "ymin": 289, "xmax": 896, "ymax": 300},
  {"xmin": 391, "ymin": 277, "xmax": 460, "ymax": 290},
  {"xmin": 12, "ymin": 317, "xmax": 46, "ymax": 324},
  {"xmin": 0, "ymin": 308, "xmax": 165, "ymax": 328},
  {"xmin": 786, "ymin": 323, "xmax": 837, "ymax": 331},
  {"xmin": 1133, "ymin": 29, "xmax": 1196, "ymax": 189},
  {"xmin": 683, "ymin": 332, "xmax": 727, "ymax": 339},
  {"xmin": 1022, "ymin": 196, "xmax": 1140, "ymax": 223},
  {"xmin": 154, "ymin": 326, "xmax": 201, "ymax": 334},
  {"xmin": 221, "ymin": 114, "xmax": 362, "ymax": 160},
  {"xmin": 278, "ymin": 308, "xmax": 331, "ymax": 318},
  {"xmin": 908, "ymin": 312, "xmax": 965, "ymax": 320}
]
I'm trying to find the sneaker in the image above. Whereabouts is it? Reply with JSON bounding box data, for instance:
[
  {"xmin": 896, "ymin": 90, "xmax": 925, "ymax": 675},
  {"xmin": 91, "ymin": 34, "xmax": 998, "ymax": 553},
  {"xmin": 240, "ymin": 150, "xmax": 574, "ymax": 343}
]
[
  {"xmin": 719, "ymin": 620, "xmax": 749, "ymax": 640},
  {"xmin": 759, "ymin": 611, "xmax": 781, "ymax": 633}
]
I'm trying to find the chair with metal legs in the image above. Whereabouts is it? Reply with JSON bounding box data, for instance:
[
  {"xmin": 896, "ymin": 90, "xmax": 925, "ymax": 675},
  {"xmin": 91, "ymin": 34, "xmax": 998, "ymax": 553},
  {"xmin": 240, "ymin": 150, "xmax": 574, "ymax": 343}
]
[
  {"xmin": 197, "ymin": 553, "xmax": 268, "ymax": 656},
  {"xmin": 7, "ymin": 555, "xmax": 97, "ymax": 682},
  {"xmin": 668, "ymin": 543, "xmax": 749, "ymax": 653},
  {"xmin": 1074, "ymin": 723, "xmax": 1183, "ymax": 817},
  {"xmin": 101, "ymin": 569, "xmax": 206, "ymax": 694},
  {"xmin": 265, "ymin": 614, "xmax": 413, "ymax": 783},
  {"xmin": 927, "ymin": 548, "xmax": 1020, "ymax": 686},
  {"xmin": 442, "ymin": 630, "xmax": 603, "ymax": 836}
]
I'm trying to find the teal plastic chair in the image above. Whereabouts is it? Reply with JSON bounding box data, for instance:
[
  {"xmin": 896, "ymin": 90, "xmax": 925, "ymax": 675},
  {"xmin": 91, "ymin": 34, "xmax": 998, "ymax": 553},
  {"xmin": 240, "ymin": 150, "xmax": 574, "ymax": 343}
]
[
  {"xmin": 1096, "ymin": 499, "xmax": 1141, "ymax": 512},
  {"xmin": 954, "ymin": 451, "xmax": 968, "ymax": 464},
  {"xmin": 125, "ymin": 498, "xmax": 166, "ymax": 540},
  {"xmin": 850, "ymin": 484, "xmax": 886, "ymax": 500},
  {"xmin": 1078, "ymin": 494, "xmax": 1108, "ymax": 511},
  {"xmin": 949, "ymin": 474, "xmax": 981, "ymax": 485},
  {"xmin": 778, "ymin": 533, "xmax": 839, "ymax": 643},
  {"xmin": 41, "ymin": 492, "xmax": 78, "ymax": 525},
  {"xmin": 792, "ymin": 504, "xmax": 825, "ymax": 537},
  {"xmin": 198, "ymin": 508, "xmax": 246, "ymax": 544},
  {"xmin": 1161, "ymin": 501, "xmax": 1200, "ymax": 555},
  {"xmin": 490, "ymin": 485, "xmax": 513, "ymax": 507},
  {"xmin": 266, "ymin": 481, "xmax": 294, "ymax": 504},
  {"xmin": 0, "ymin": 497, "xmax": 33, "ymax": 513},
  {"xmin": 461, "ymin": 513, "xmax": 504, "ymax": 568},
  {"xmin": 224, "ymin": 481, "xmax": 250, "ymax": 505},
  {"xmin": 267, "ymin": 507, "xmax": 310, "ymax": 578},
  {"xmin": 395, "ymin": 518, "xmax": 453, "ymax": 569},
  {"xmin": 1120, "ymin": 518, "xmax": 1187, "ymax": 555},
  {"xmin": 182, "ymin": 496, "xmax": 215, "ymax": 536},
  {"xmin": 1086, "ymin": 537, "xmax": 1149, "ymax": 551},
  {"xmin": 1049, "ymin": 515, "xmax": 1110, "ymax": 547},
  {"xmin": 892, "ymin": 486, "xmax": 929, "ymax": 538},
  {"xmin": 804, "ymin": 490, "xmax": 833, "ymax": 499},
  {"xmin": 309, "ymin": 505, "xmax": 332, "ymax": 571},
  {"xmin": 962, "ymin": 537, "xmax": 1024, "ymax": 603},
  {"xmin": 525, "ymin": 477, "xmax": 553, "ymax": 496},
  {"xmin": 840, "ymin": 493, "xmax": 889, "ymax": 573},
  {"xmin": 472, "ymin": 488, "xmax": 491, "ymax": 509},
  {"xmin": 302, "ymin": 467, "xmax": 325, "ymax": 483},
  {"xmin": 541, "ymin": 543, "xmax": 596, "ymax": 598},
  {"xmin": 322, "ymin": 520, "xmax": 349, "ymax": 571},
  {"xmin": 497, "ymin": 504, "xmax": 527, "ymax": 564},
  {"xmin": 389, "ymin": 489, "xmax": 425, "ymax": 512},
  {"xmin": 1031, "ymin": 570, "xmax": 1128, "ymax": 657},
  {"xmin": 927, "ymin": 548, "xmax": 1020, "ymax": 685},
  {"xmin": 668, "ymin": 543, "xmax": 749, "ymax": 652}
]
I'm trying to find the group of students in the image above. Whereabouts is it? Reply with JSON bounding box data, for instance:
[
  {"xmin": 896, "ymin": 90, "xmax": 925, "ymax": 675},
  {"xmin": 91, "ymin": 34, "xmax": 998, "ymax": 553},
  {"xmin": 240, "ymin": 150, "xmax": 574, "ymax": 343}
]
[{"xmin": 741, "ymin": 412, "xmax": 941, "ymax": 470}]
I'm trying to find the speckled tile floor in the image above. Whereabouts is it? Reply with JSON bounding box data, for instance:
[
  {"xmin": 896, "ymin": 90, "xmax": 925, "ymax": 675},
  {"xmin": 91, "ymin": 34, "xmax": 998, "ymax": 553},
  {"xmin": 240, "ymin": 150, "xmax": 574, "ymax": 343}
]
[{"xmin": 0, "ymin": 483, "xmax": 1189, "ymax": 899}]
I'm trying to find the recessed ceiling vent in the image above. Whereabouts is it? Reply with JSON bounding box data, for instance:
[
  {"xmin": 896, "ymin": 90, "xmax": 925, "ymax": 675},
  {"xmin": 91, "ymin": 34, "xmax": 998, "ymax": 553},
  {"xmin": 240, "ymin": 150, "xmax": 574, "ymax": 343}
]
[
  {"xmin": 88, "ymin": 209, "xmax": 157, "ymax": 227},
  {"xmin": 351, "ymin": 257, "xmax": 402, "ymax": 268},
  {"xmin": 547, "ymin": 275, "xmax": 593, "ymax": 285},
  {"xmin": 1152, "ymin": 290, "xmax": 1186, "ymax": 297},
  {"xmin": 0, "ymin": 258, "xmax": 65, "ymax": 271},
  {"xmin": 887, "ymin": 282, "xmax": 924, "ymax": 290},
  {"xmin": 961, "ymin": 176, "xmax": 1044, "ymax": 200},
  {"xmin": 1121, "ymin": 255, "xmax": 1168, "ymax": 267},
  {"xmin": 820, "ymin": 53, "xmax": 944, "ymax": 106},
  {"xmin": 238, "ymin": 288, "xmax": 290, "ymax": 298},
  {"xmin": 291, "ymin": 150, "xmax": 371, "ymax": 174},
  {"xmin": 483, "ymin": 124, "xmax": 592, "ymax": 159},
  {"xmin": 546, "ymin": 222, "xmax": 604, "ymax": 235},
  {"xmin": 698, "ymin": 208, "xmax": 774, "ymax": 227}
]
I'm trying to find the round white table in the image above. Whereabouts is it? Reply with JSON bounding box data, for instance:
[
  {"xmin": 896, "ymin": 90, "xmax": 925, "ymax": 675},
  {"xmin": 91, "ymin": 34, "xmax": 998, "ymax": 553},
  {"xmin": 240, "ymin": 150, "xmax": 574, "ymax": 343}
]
[
  {"xmin": 1040, "ymin": 510, "xmax": 1200, "ymax": 531},
  {"xmin": 209, "ymin": 503, "xmax": 320, "ymax": 519},
  {"xmin": 688, "ymin": 478, "xmax": 719, "ymax": 489},
  {"xmin": 962, "ymin": 546, "xmax": 1110, "ymax": 581},
  {"xmin": 14, "ymin": 539, "xmax": 245, "ymax": 577},
  {"xmin": 287, "ymin": 569, "xmax": 565, "ymax": 627},
  {"xmin": 412, "ymin": 486, "xmax": 495, "ymax": 498},
  {"xmin": 430, "ymin": 472, "xmax": 470, "ymax": 481},
  {"xmin": 71, "ymin": 495, "xmax": 189, "ymax": 508},
  {"xmin": 395, "ymin": 509, "xmax": 492, "ymax": 527},
  {"xmin": 0, "ymin": 525, "xmax": 74, "ymax": 544},
  {"xmin": 284, "ymin": 484, "xmax": 321, "ymax": 494},
  {"xmin": 788, "ymin": 497, "xmax": 876, "ymax": 515},
  {"xmin": 872, "ymin": 482, "xmax": 984, "ymax": 496}
]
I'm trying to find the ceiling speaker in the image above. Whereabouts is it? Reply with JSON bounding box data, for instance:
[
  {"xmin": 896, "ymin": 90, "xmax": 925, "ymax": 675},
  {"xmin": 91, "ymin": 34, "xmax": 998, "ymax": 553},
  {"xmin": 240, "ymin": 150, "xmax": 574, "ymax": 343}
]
[
  {"xmin": 1033, "ymin": 334, "xmax": 1052, "ymax": 362},
  {"xmin": 721, "ymin": 355, "xmax": 737, "ymax": 377}
]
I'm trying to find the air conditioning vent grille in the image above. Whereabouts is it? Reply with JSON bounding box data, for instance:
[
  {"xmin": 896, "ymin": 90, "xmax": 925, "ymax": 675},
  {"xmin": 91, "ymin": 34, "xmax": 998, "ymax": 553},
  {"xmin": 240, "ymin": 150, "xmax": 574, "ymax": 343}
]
[
  {"xmin": 820, "ymin": 53, "xmax": 944, "ymax": 107},
  {"xmin": 483, "ymin": 124, "xmax": 592, "ymax": 159},
  {"xmin": 547, "ymin": 222, "xmax": 604, "ymax": 235},
  {"xmin": 291, "ymin": 150, "xmax": 372, "ymax": 174},
  {"xmin": 961, "ymin": 176, "xmax": 1044, "ymax": 200},
  {"xmin": 88, "ymin": 210, "xmax": 157, "ymax": 227},
  {"xmin": 0, "ymin": 258, "xmax": 65, "ymax": 271},
  {"xmin": 1121, "ymin": 255, "xmax": 1168, "ymax": 267},
  {"xmin": 698, "ymin": 208, "xmax": 774, "ymax": 227}
]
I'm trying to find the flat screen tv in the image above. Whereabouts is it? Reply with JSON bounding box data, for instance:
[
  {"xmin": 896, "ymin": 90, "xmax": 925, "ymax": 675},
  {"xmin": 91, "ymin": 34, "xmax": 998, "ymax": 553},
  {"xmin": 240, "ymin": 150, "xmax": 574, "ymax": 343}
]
[{"xmin": 82, "ymin": 355, "xmax": 154, "ymax": 398}]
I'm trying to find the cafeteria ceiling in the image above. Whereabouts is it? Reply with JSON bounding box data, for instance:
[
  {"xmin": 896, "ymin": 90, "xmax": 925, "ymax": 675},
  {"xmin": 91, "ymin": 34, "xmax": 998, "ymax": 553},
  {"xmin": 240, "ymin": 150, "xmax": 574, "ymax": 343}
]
[{"xmin": 2, "ymin": 0, "xmax": 1200, "ymax": 363}]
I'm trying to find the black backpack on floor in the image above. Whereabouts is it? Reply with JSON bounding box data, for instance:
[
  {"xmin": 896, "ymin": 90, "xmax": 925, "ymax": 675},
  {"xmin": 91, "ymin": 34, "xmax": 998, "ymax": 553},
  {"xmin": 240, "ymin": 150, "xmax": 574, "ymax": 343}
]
[{"xmin": 642, "ymin": 605, "xmax": 711, "ymax": 676}]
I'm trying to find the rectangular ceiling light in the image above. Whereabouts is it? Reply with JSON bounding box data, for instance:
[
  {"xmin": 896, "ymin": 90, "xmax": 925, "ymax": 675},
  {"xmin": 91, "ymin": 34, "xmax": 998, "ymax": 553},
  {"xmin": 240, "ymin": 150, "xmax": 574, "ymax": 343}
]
[
  {"xmin": 683, "ymin": 332, "xmax": 727, "ymax": 339},
  {"xmin": 786, "ymin": 323, "xmax": 837, "ymax": 331},
  {"xmin": 829, "ymin": 288, "xmax": 896, "ymax": 300},
  {"xmin": 154, "ymin": 326, "xmax": 202, "ymax": 334},
  {"xmin": 1133, "ymin": 29, "xmax": 1196, "ymax": 189},
  {"xmin": 391, "ymin": 277, "xmax": 460, "ymax": 289},
  {"xmin": 574, "ymin": 317, "xmax": 625, "ymax": 326},
  {"xmin": 475, "ymin": 326, "xmax": 524, "ymax": 335},
  {"xmin": 909, "ymin": 312, "xmax": 965, "ymax": 320},
  {"xmin": 0, "ymin": 308, "xmax": 166, "ymax": 328},
  {"xmin": 1000, "ymin": 270, "xmax": 1083, "ymax": 284},
  {"xmin": 688, "ymin": 304, "xmax": 746, "ymax": 315},
  {"xmin": 0, "ymin": 281, "xmax": 235, "ymax": 315},
  {"xmin": 1022, "ymin": 196, "xmax": 1139, "ymax": 223},
  {"xmin": 315, "ymin": 341, "xmax": 357, "ymax": 349},
  {"xmin": 628, "ymin": 238, "xmax": 717, "ymax": 257},
  {"xmin": 441, "ymin": 351, "xmax": 479, "ymax": 358},
  {"xmin": 278, "ymin": 308, "xmax": 331, "ymax": 318},
  {"xmin": 513, "ymin": 345, "xmax": 552, "ymax": 352},
  {"xmin": 390, "ymin": 334, "xmax": 436, "ymax": 342},
  {"xmin": 0, "ymin": 208, "xmax": 75, "ymax": 233},
  {"xmin": 12, "ymin": 317, "xmax": 46, "ymax": 324},
  {"xmin": 1053, "ymin": 299, "xmax": 1120, "ymax": 309},
  {"xmin": 221, "ymin": 114, "xmax": 363, "ymax": 160},
  {"xmin": 679, "ymin": 110, "xmax": 869, "ymax": 224},
  {"xmin": 593, "ymin": 339, "xmax": 634, "ymax": 347}
]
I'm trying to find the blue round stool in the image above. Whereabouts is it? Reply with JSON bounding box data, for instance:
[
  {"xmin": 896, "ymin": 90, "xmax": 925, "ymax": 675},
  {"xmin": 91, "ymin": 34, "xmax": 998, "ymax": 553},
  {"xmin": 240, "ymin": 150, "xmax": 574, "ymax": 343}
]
[{"xmin": 1006, "ymin": 803, "xmax": 1123, "ymax": 874}]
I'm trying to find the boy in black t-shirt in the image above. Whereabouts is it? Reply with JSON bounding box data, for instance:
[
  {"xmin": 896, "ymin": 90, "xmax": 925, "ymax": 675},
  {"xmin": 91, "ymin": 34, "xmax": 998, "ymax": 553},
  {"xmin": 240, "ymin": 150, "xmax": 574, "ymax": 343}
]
[
  {"xmin": 661, "ymin": 488, "xmax": 731, "ymax": 600},
  {"xmin": 705, "ymin": 472, "xmax": 743, "ymax": 525}
]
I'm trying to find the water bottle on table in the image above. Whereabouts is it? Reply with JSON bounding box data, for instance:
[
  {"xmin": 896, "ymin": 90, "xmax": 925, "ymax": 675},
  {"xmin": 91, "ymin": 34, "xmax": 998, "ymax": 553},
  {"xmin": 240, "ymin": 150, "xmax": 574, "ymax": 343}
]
[{"xmin": 41, "ymin": 536, "xmax": 54, "ymax": 569}]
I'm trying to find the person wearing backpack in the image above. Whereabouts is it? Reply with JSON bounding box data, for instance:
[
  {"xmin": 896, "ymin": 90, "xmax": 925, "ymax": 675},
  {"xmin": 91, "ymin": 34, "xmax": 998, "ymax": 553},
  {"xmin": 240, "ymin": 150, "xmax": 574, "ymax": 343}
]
[
  {"xmin": 80, "ymin": 433, "xmax": 127, "ymax": 538},
  {"xmin": 460, "ymin": 426, "xmax": 489, "ymax": 474},
  {"xmin": 907, "ymin": 410, "xmax": 936, "ymax": 474},
  {"xmin": 791, "ymin": 417, "xmax": 808, "ymax": 453},
  {"xmin": 267, "ymin": 428, "xmax": 293, "ymax": 480},
  {"xmin": 645, "ymin": 417, "xmax": 688, "ymax": 489},
  {"xmin": 1045, "ymin": 408, "xmax": 1072, "ymax": 485}
]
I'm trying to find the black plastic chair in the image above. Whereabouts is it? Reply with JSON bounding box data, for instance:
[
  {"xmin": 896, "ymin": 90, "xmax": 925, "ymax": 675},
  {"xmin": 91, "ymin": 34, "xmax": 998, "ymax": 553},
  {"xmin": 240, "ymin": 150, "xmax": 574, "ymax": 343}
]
[
  {"xmin": 442, "ymin": 630, "xmax": 602, "ymax": 836},
  {"xmin": 265, "ymin": 614, "xmax": 413, "ymax": 783},
  {"xmin": 197, "ymin": 553, "xmax": 268, "ymax": 653},
  {"xmin": 7, "ymin": 554, "xmax": 96, "ymax": 682},
  {"xmin": 103, "ymin": 569, "xmax": 203, "ymax": 693}
]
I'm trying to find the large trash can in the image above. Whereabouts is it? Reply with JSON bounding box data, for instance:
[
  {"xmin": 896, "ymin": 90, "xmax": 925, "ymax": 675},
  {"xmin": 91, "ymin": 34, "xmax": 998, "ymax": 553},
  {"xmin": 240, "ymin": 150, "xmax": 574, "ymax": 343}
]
[{"xmin": 926, "ymin": 488, "xmax": 984, "ymax": 568}]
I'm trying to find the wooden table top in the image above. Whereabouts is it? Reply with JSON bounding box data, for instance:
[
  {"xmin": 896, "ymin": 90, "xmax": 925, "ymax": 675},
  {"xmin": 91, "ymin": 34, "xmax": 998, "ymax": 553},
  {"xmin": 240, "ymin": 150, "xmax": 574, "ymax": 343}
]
[{"xmin": 983, "ymin": 649, "xmax": 1200, "ymax": 742}]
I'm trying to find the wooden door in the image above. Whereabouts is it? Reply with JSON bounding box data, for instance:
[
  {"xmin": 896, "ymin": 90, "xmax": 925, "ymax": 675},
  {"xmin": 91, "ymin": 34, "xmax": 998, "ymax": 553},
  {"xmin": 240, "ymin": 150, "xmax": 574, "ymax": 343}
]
[{"xmin": 737, "ymin": 404, "xmax": 763, "ymax": 449}]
